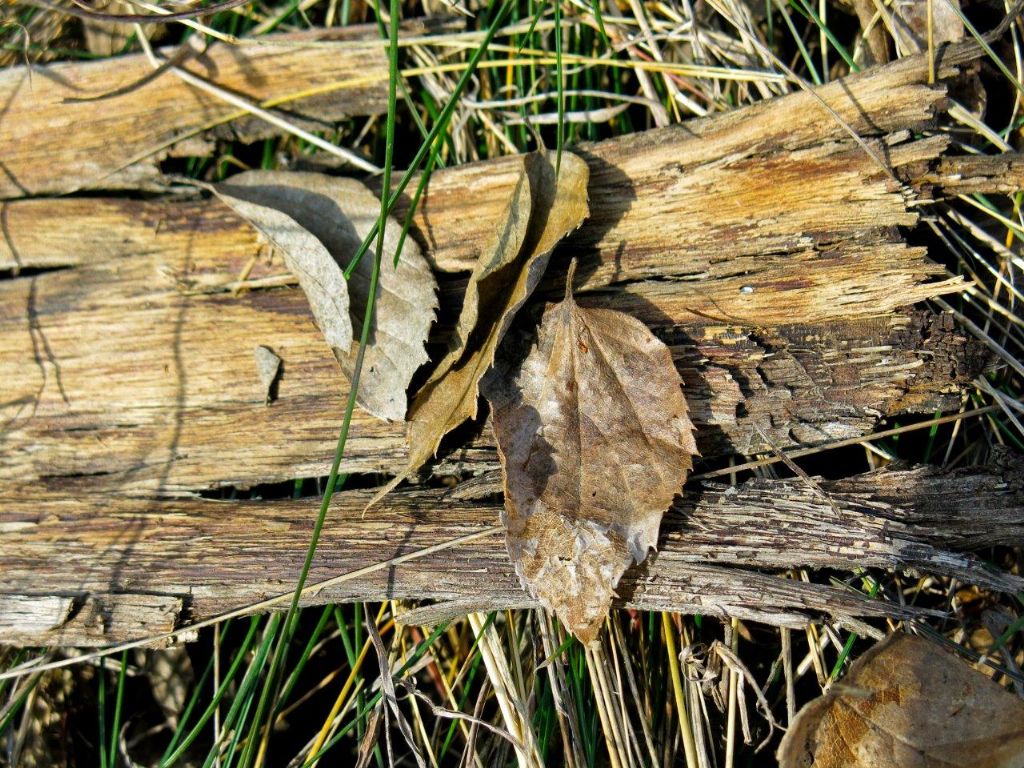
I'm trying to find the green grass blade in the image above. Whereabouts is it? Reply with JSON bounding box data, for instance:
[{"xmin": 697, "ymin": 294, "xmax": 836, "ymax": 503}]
[
  {"xmin": 159, "ymin": 625, "xmax": 224, "ymax": 762},
  {"xmin": 199, "ymin": 614, "xmax": 281, "ymax": 768},
  {"xmin": 394, "ymin": 151, "xmax": 437, "ymax": 268},
  {"xmin": 162, "ymin": 619, "xmax": 262, "ymax": 765},
  {"xmin": 237, "ymin": 0, "xmax": 406, "ymax": 759},
  {"xmin": 789, "ymin": 0, "xmax": 858, "ymax": 73},
  {"xmin": 109, "ymin": 650, "xmax": 128, "ymax": 764},
  {"xmin": 554, "ymin": 0, "xmax": 564, "ymax": 172},
  {"xmin": 943, "ymin": 0, "xmax": 1024, "ymax": 97},
  {"xmin": 519, "ymin": 0, "xmax": 547, "ymax": 55},
  {"xmin": 275, "ymin": 604, "xmax": 335, "ymax": 713},
  {"xmin": 774, "ymin": 0, "xmax": 821, "ymax": 84},
  {"xmin": 0, "ymin": 655, "xmax": 38, "ymax": 739},
  {"xmin": 343, "ymin": 0, "xmax": 514, "ymax": 280},
  {"xmin": 300, "ymin": 620, "xmax": 453, "ymax": 766},
  {"xmin": 590, "ymin": 0, "xmax": 608, "ymax": 43}
]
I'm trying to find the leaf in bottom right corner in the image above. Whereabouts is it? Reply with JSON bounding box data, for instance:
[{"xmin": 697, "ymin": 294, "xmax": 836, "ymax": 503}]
[{"xmin": 777, "ymin": 633, "xmax": 1024, "ymax": 768}]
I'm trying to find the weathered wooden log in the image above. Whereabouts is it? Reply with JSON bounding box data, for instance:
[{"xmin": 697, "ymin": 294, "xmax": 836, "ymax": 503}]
[
  {"xmin": 1, "ymin": 460, "xmax": 1021, "ymax": 645},
  {"xmin": 0, "ymin": 263, "xmax": 984, "ymax": 488},
  {"xmin": 0, "ymin": 39, "xmax": 1014, "ymax": 645},
  {"xmin": 0, "ymin": 19, "xmax": 453, "ymax": 198},
  {"xmin": 0, "ymin": 40, "xmax": 992, "ymax": 490}
]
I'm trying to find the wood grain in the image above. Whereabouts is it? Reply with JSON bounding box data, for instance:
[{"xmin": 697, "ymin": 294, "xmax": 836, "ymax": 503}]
[
  {"xmin": 2, "ymin": 460, "xmax": 1020, "ymax": 645},
  {"xmin": 0, "ymin": 259, "xmax": 983, "ymax": 489},
  {"xmin": 901, "ymin": 153, "xmax": 1024, "ymax": 196},
  {"xmin": 0, "ymin": 42, "xmax": 989, "ymax": 489},
  {"xmin": 0, "ymin": 39, "xmax": 1013, "ymax": 645},
  {"xmin": 0, "ymin": 21, "xmax": 462, "ymax": 197}
]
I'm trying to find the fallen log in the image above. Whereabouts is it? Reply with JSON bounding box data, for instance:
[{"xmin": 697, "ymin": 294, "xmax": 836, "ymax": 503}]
[
  {"xmin": 0, "ymin": 19, "xmax": 455, "ymax": 197},
  {"xmin": 0, "ymin": 270, "xmax": 984, "ymax": 488},
  {"xmin": 1, "ymin": 460, "xmax": 1021, "ymax": 645},
  {"xmin": 0, "ymin": 42, "xmax": 992, "ymax": 489},
  {"xmin": 0, "ymin": 40, "xmax": 1015, "ymax": 645}
]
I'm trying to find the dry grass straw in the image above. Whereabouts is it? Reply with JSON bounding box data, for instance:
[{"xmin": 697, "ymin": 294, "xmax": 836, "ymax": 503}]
[{"xmin": 466, "ymin": 612, "xmax": 541, "ymax": 766}]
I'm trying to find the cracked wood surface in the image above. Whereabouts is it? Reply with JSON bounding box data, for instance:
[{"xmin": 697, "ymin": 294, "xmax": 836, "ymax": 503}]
[
  {"xmin": 0, "ymin": 256, "xmax": 984, "ymax": 488},
  {"xmin": 0, "ymin": 19, "xmax": 452, "ymax": 197},
  {"xmin": 0, "ymin": 39, "xmax": 1014, "ymax": 645},
  {"xmin": 0, "ymin": 43, "xmax": 989, "ymax": 490},
  {"xmin": 1, "ymin": 460, "xmax": 1021, "ymax": 645}
]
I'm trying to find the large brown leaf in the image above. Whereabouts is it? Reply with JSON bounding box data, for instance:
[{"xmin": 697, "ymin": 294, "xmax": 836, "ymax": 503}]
[
  {"xmin": 482, "ymin": 261, "xmax": 698, "ymax": 643},
  {"xmin": 368, "ymin": 150, "xmax": 590, "ymax": 505},
  {"xmin": 213, "ymin": 171, "xmax": 438, "ymax": 422},
  {"xmin": 778, "ymin": 633, "xmax": 1024, "ymax": 768}
]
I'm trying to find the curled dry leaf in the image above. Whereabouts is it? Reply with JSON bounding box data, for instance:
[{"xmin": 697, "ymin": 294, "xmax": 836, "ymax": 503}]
[
  {"xmin": 367, "ymin": 150, "xmax": 590, "ymax": 505},
  {"xmin": 213, "ymin": 171, "xmax": 438, "ymax": 422},
  {"xmin": 211, "ymin": 180, "xmax": 351, "ymax": 350},
  {"xmin": 254, "ymin": 345, "xmax": 282, "ymax": 405},
  {"xmin": 481, "ymin": 261, "xmax": 698, "ymax": 644},
  {"xmin": 778, "ymin": 633, "xmax": 1024, "ymax": 768}
]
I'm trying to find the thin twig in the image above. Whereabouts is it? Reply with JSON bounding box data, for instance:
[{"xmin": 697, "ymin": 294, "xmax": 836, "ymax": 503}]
[{"xmin": 136, "ymin": 32, "xmax": 380, "ymax": 173}]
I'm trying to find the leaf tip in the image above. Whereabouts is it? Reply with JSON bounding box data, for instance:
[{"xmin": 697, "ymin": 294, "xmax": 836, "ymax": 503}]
[{"xmin": 363, "ymin": 474, "xmax": 403, "ymax": 514}]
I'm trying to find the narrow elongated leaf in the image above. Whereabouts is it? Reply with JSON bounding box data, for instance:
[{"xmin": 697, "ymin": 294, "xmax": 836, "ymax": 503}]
[
  {"xmin": 213, "ymin": 171, "xmax": 438, "ymax": 421},
  {"xmin": 407, "ymin": 151, "xmax": 589, "ymax": 463},
  {"xmin": 421, "ymin": 158, "xmax": 535, "ymax": 389},
  {"xmin": 367, "ymin": 150, "xmax": 590, "ymax": 505},
  {"xmin": 482, "ymin": 261, "xmax": 697, "ymax": 643}
]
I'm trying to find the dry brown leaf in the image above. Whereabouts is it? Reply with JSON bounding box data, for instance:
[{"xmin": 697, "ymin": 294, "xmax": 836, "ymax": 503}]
[
  {"xmin": 481, "ymin": 261, "xmax": 698, "ymax": 644},
  {"xmin": 367, "ymin": 150, "xmax": 590, "ymax": 505},
  {"xmin": 778, "ymin": 633, "xmax": 1024, "ymax": 768},
  {"xmin": 420, "ymin": 157, "xmax": 534, "ymax": 389},
  {"xmin": 214, "ymin": 171, "xmax": 438, "ymax": 421},
  {"xmin": 892, "ymin": 0, "xmax": 964, "ymax": 53},
  {"xmin": 210, "ymin": 182, "xmax": 352, "ymax": 353}
]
